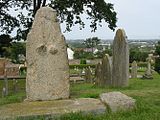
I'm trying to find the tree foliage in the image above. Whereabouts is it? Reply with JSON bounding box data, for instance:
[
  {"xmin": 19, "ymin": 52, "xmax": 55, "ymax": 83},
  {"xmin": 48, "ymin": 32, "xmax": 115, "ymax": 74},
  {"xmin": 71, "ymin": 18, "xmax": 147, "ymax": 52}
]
[
  {"xmin": 74, "ymin": 49, "xmax": 94, "ymax": 59},
  {"xmin": 0, "ymin": 33, "xmax": 26, "ymax": 62},
  {"xmin": 0, "ymin": 34, "xmax": 12, "ymax": 57},
  {"xmin": 155, "ymin": 41, "xmax": 160, "ymax": 74},
  {"xmin": 95, "ymin": 47, "xmax": 112, "ymax": 58},
  {"xmin": 83, "ymin": 37, "xmax": 101, "ymax": 53},
  {"xmin": 10, "ymin": 42, "xmax": 26, "ymax": 63},
  {"xmin": 129, "ymin": 47, "xmax": 149, "ymax": 63},
  {"xmin": 0, "ymin": 0, "xmax": 117, "ymax": 40}
]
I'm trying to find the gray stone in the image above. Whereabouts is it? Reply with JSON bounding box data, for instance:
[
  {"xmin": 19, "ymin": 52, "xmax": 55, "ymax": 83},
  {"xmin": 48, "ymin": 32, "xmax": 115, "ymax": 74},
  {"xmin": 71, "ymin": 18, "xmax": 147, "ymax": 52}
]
[
  {"xmin": 85, "ymin": 67, "xmax": 92, "ymax": 83},
  {"xmin": 143, "ymin": 54, "xmax": 153, "ymax": 79},
  {"xmin": 2, "ymin": 87, "xmax": 6, "ymax": 97},
  {"xmin": 4, "ymin": 68, "xmax": 8, "ymax": 96},
  {"xmin": 131, "ymin": 61, "xmax": 137, "ymax": 78},
  {"xmin": 101, "ymin": 54, "xmax": 112, "ymax": 86},
  {"xmin": 95, "ymin": 62, "xmax": 103, "ymax": 86},
  {"xmin": 100, "ymin": 92, "xmax": 136, "ymax": 112},
  {"xmin": 70, "ymin": 76, "xmax": 85, "ymax": 83},
  {"xmin": 13, "ymin": 79, "xmax": 18, "ymax": 93},
  {"xmin": 112, "ymin": 29, "xmax": 129, "ymax": 87},
  {"xmin": 26, "ymin": 7, "xmax": 69, "ymax": 101},
  {"xmin": 0, "ymin": 98, "xmax": 106, "ymax": 119}
]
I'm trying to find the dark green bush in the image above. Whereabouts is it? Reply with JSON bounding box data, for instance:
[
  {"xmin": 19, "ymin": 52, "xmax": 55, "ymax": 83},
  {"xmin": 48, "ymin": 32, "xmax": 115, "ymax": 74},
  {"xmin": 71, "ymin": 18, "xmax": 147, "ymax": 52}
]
[
  {"xmin": 80, "ymin": 59, "xmax": 86, "ymax": 64},
  {"xmin": 19, "ymin": 65, "xmax": 96, "ymax": 74},
  {"xmin": 155, "ymin": 58, "xmax": 160, "ymax": 74},
  {"xmin": 69, "ymin": 64, "xmax": 95, "ymax": 69}
]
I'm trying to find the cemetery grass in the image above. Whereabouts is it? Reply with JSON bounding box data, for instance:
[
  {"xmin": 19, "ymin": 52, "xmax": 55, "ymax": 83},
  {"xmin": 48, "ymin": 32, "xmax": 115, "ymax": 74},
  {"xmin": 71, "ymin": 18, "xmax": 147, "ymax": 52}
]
[{"xmin": 0, "ymin": 73, "xmax": 160, "ymax": 120}]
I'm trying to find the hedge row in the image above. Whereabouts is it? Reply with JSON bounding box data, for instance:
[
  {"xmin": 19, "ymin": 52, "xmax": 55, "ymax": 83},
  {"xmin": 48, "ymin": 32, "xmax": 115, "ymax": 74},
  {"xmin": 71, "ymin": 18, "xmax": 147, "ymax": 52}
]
[
  {"xmin": 20, "ymin": 64, "xmax": 96, "ymax": 72},
  {"xmin": 20, "ymin": 62, "xmax": 154, "ymax": 71},
  {"xmin": 130, "ymin": 62, "xmax": 154, "ymax": 67},
  {"xmin": 69, "ymin": 64, "xmax": 96, "ymax": 69}
]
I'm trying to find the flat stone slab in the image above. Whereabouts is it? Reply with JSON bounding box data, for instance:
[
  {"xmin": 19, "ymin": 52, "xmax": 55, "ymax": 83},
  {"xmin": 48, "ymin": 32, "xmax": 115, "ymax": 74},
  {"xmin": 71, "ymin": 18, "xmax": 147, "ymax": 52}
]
[
  {"xmin": 0, "ymin": 98, "xmax": 106, "ymax": 119},
  {"xmin": 100, "ymin": 92, "xmax": 136, "ymax": 112},
  {"xmin": 70, "ymin": 77, "xmax": 85, "ymax": 83}
]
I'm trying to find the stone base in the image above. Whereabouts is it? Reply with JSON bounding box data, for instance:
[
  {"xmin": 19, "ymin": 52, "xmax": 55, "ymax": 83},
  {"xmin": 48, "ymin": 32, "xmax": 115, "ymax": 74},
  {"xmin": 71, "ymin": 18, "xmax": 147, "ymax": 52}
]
[
  {"xmin": 100, "ymin": 92, "xmax": 136, "ymax": 112},
  {"xmin": 0, "ymin": 98, "xmax": 106, "ymax": 119},
  {"xmin": 142, "ymin": 74, "xmax": 153, "ymax": 79}
]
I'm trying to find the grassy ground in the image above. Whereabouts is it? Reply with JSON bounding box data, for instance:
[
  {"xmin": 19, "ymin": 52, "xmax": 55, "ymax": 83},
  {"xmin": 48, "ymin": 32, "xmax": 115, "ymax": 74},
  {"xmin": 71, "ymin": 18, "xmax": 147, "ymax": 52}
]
[{"xmin": 0, "ymin": 72, "xmax": 160, "ymax": 120}]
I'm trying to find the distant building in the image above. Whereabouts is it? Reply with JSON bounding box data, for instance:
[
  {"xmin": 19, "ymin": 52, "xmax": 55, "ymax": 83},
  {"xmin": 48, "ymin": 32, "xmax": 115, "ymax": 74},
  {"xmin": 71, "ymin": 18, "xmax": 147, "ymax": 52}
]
[
  {"xmin": 67, "ymin": 48, "xmax": 74, "ymax": 60},
  {"xmin": 93, "ymin": 48, "xmax": 99, "ymax": 54}
]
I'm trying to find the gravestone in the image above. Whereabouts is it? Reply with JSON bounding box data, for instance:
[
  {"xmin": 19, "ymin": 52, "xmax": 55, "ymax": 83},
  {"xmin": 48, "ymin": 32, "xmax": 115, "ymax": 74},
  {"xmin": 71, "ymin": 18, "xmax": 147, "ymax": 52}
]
[
  {"xmin": 26, "ymin": 7, "xmax": 69, "ymax": 101},
  {"xmin": 100, "ymin": 92, "xmax": 136, "ymax": 112},
  {"xmin": 2, "ymin": 87, "xmax": 6, "ymax": 97},
  {"xmin": 3, "ymin": 68, "xmax": 8, "ymax": 96},
  {"xmin": 131, "ymin": 61, "xmax": 137, "ymax": 78},
  {"xmin": 101, "ymin": 54, "xmax": 112, "ymax": 86},
  {"xmin": 143, "ymin": 54, "xmax": 153, "ymax": 79},
  {"xmin": 112, "ymin": 29, "xmax": 129, "ymax": 87},
  {"xmin": 85, "ymin": 67, "xmax": 92, "ymax": 83},
  {"xmin": 81, "ymin": 68, "xmax": 85, "ymax": 75},
  {"xmin": 13, "ymin": 79, "xmax": 18, "ymax": 93},
  {"xmin": 95, "ymin": 62, "xmax": 103, "ymax": 86}
]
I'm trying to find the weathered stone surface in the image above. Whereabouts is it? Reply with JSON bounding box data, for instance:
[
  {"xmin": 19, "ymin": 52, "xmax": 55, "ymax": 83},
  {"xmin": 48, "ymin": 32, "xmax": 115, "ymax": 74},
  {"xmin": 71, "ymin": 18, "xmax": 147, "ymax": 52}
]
[
  {"xmin": 70, "ymin": 76, "xmax": 85, "ymax": 83},
  {"xmin": 0, "ymin": 98, "xmax": 106, "ymax": 119},
  {"xmin": 85, "ymin": 67, "xmax": 92, "ymax": 83},
  {"xmin": 131, "ymin": 61, "xmax": 137, "ymax": 78},
  {"xmin": 100, "ymin": 92, "xmax": 136, "ymax": 112},
  {"xmin": 112, "ymin": 29, "xmax": 129, "ymax": 87},
  {"xmin": 101, "ymin": 54, "xmax": 112, "ymax": 86},
  {"xmin": 95, "ymin": 62, "xmax": 103, "ymax": 86},
  {"xmin": 143, "ymin": 54, "xmax": 153, "ymax": 79},
  {"xmin": 26, "ymin": 7, "xmax": 69, "ymax": 101}
]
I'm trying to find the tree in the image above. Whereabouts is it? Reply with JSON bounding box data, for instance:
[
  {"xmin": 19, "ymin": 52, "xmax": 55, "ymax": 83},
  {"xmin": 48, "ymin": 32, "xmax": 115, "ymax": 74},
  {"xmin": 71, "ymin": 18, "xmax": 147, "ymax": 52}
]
[
  {"xmin": 129, "ymin": 47, "xmax": 149, "ymax": 63},
  {"xmin": 74, "ymin": 49, "xmax": 94, "ymax": 59},
  {"xmin": 155, "ymin": 41, "xmax": 160, "ymax": 74},
  {"xmin": 0, "ymin": 0, "xmax": 117, "ymax": 40},
  {"xmin": 10, "ymin": 42, "xmax": 26, "ymax": 63},
  {"xmin": 0, "ymin": 34, "xmax": 12, "ymax": 57},
  {"xmin": 83, "ymin": 37, "xmax": 101, "ymax": 53}
]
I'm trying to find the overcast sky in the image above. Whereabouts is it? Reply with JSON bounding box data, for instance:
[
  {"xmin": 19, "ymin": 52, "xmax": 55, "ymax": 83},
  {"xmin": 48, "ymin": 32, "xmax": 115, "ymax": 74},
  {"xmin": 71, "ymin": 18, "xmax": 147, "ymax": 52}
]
[{"xmin": 61, "ymin": 0, "xmax": 160, "ymax": 40}]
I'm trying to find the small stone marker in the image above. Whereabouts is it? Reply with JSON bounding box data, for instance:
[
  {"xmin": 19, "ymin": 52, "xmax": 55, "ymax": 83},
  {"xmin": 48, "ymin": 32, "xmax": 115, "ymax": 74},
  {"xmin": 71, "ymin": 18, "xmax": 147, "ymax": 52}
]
[
  {"xmin": 13, "ymin": 79, "xmax": 18, "ymax": 93},
  {"xmin": 81, "ymin": 68, "xmax": 85, "ymax": 74},
  {"xmin": 26, "ymin": 7, "xmax": 69, "ymax": 101},
  {"xmin": 101, "ymin": 54, "xmax": 112, "ymax": 86},
  {"xmin": 4, "ymin": 68, "xmax": 8, "ymax": 96},
  {"xmin": 100, "ymin": 92, "xmax": 136, "ymax": 112},
  {"xmin": 143, "ymin": 54, "xmax": 153, "ymax": 79},
  {"xmin": 2, "ymin": 87, "xmax": 6, "ymax": 97},
  {"xmin": 95, "ymin": 62, "xmax": 103, "ymax": 86},
  {"xmin": 112, "ymin": 29, "xmax": 129, "ymax": 87},
  {"xmin": 85, "ymin": 67, "xmax": 92, "ymax": 83},
  {"xmin": 131, "ymin": 61, "xmax": 137, "ymax": 78}
]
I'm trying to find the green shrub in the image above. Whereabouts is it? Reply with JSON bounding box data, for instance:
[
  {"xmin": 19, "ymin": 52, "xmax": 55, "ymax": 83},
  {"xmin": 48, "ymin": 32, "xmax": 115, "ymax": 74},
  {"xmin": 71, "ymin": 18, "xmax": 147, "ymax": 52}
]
[
  {"xmin": 155, "ymin": 58, "xmax": 160, "ymax": 74},
  {"xmin": 69, "ymin": 64, "xmax": 95, "ymax": 69},
  {"xmin": 80, "ymin": 59, "xmax": 86, "ymax": 64},
  {"xmin": 129, "ymin": 62, "xmax": 154, "ymax": 68}
]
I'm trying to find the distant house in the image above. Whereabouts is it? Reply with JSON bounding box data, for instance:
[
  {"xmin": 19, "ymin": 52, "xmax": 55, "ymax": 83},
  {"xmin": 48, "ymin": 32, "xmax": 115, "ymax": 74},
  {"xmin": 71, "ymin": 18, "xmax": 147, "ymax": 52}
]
[
  {"xmin": 67, "ymin": 48, "xmax": 74, "ymax": 60},
  {"xmin": 93, "ymin": 48, "xmax": 99, "ymax": 54},
  {"xmin": 84, "ymin": 48, "xmax": 99, "ymax": 53},
  {"xmin": 84, "ymin": 48, "xmax": 95, "ymax": 52}
]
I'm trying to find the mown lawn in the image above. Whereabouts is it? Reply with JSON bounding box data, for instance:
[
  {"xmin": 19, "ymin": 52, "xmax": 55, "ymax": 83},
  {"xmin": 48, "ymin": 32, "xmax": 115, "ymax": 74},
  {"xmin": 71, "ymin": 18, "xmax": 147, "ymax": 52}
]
[{"xmin": 0, "ymin": 72, "xmax": 160, "ymax": 120}]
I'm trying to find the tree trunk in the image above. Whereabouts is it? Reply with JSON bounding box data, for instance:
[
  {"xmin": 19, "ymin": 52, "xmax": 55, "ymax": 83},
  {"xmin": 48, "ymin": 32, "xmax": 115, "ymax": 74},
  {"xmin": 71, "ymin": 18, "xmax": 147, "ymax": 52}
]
[{"xmin": 33, "ymin": 0, "xmax": 47, "ymax": 16}]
